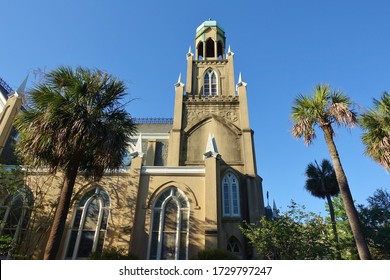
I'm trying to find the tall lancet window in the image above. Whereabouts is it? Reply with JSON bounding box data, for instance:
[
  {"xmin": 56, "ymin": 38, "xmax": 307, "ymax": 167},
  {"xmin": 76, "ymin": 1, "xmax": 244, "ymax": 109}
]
[
  {"xmin": 65, "ymin": 187, "xmax": 110, "ymax": 259},
  {"xmin": 204, "ymin": 69, "xmax": 218, "ymax": 97},
  {"xmin": 149, "ymin": 187, "xmax": 189, "ymax": 260},
  {"xmin": 0, "ymin": 187, "xmax": 33, "ymax": 259},
  {"xmin": 222, "ymin": 172, "xmax": 240, "ymax": 217}
]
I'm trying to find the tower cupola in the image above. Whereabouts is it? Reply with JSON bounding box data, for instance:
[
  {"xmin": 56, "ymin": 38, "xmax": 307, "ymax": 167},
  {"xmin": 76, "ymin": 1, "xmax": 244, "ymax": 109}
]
[
  {"xmin": 185, "ymin": 20, "xmax": 235, "ymax": 98},
  {"xmin": 195, "ymin": 19, "xmax": 226, "ymax": 60}
]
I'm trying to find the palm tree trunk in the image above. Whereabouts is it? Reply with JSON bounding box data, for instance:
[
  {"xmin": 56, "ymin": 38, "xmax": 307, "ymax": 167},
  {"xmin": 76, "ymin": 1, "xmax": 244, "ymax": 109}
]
[
  {"xmin": 325, "ymin": 194, "xmax": 341, "ymax": 258},
  {"xmin": 43, "ymin": 154, "xmax": 81, "ymax": 260},
  {"xmin": 321, "ymin": 125, "xmax": 371, "ymax": 260}
]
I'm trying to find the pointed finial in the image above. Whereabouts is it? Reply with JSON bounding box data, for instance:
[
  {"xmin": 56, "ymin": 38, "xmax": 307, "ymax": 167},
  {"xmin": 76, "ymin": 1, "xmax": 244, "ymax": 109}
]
[
  {"xmin": 211, "ymin": 133, "xmax": 218, "ymax": 153},
  {"xmin": 130, "ymin": 134, "xmax": 144, "ymax": 158},
  {"xmin": 178, "ymin": 73, "xmax": 182, "ymax": 84},
  {"xmin": 266, "ymin": 191, "xmax": 269, "ymax": 206},
  {"xmin": 8, "ymin": 74, "xmax": 28, "ymax": 104},
  {"xmin": 204, "ymin": 132, "xmax": 220, "ymax": 159},
  {"xmin": 272, "ymin": 199, "xmax": 279, "ymax": 218},
  {"xmin": 16, "ymin": 74, "xmax": 29, "ymax": 95},
  {"xmin": 175, "ymin": 73, "xmax": 184, "ymax": 87},
  {"xmin": 236, "ymin": 72, "xmax": 247, "ymax": 90},
  {"xmin": 187, "ymin": 46, "xmax": 194, "ymax": 58},
  {"xmin": 227, "ymin": 45, "xmax": 234, "ymax": 57}
]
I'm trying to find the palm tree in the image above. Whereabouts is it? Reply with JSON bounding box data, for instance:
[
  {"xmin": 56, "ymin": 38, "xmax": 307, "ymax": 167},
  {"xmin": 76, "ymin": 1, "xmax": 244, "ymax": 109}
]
[
  {"xmin": 305, "ymin": 159, "xmax": 340, "ymax": 256},
  {"xmin": 14, "ymin": 66, "xmax": 136, "ymax": 259},
  {"xmin": 360, "ymin": 92, "xmax": 390, "ymax": 171},
  {"xmin": 291, "ymin": 84, "xmax": 371, "ymax": 259}
]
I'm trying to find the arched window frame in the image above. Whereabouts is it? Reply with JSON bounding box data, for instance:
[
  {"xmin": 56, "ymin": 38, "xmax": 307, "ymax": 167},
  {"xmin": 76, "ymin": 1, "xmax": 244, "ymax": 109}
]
[
  {"xmin": 0, "ymin": 187, "xmax": 34, "ymax": 259},
  {"xmin": 203, "ymin": 69, "xmax": 218, "ymax": 98},
  {"xmin": 148, "ymin": 187, "xmax": 189, "ymax": 260},
  {"xmin": 221, "ymin": 171, "xmax": 241, "ymax": 217},
  {"xmin": 227, "ymin": 237, "xmax": 243, "ymax": 259},
  {"xmin": 217, "ymin": 40, "xmax": 224, "ymax": 59},
  {"xmin": 64, "ymin": 187, "xmax": 110, "ymax": 260},
  {"xmin": 197, "ymin": 41, "xmax": 204, "ymax": 60},
  {"xmin": 205, "ymin": 38, "xmax": 215, "ymax": 58}
]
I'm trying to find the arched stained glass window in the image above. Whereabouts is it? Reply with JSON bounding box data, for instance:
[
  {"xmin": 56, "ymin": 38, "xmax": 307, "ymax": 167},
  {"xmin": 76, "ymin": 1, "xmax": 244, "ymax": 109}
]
[
  {"xmin": 222, "ymin": 172, "xmax": 240, "ymax": 217},
  {"xmin": 0, "ymin": 187, "xmax": 33, "ymax": 259},
  {"xmin": 204, "ymin": 69, "xmax": 218, "ymax": 98},
  {"xmin": 65, "ymin": 187, "xmax": 110, "ymax": 259},
  {"xmin": 149, "ymin": 187, "xmax": 189, "ymax": 260}
]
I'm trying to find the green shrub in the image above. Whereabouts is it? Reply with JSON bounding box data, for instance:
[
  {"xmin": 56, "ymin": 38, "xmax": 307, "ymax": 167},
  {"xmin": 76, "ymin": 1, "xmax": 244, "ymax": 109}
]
[
  {"xmin": 191, "ymin": 248, "xmax": 237, "ymax": 260},
  {"xmin": 0, "ymin": 235, "xmax": 14, "ymax": 257},
  {"xmin": 88, "ymin": 248, "xmax": 138, "ymax": 260}
]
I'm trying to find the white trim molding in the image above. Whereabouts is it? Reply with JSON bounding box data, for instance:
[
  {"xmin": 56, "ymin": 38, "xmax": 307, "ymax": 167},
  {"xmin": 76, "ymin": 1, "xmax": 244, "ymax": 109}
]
[
  {"xmin": 130, "ymin": 133, "xmax": 170, "ymax": 140},
  {"xmin": 141, "ymin": 166, "xmax": 205, "ymax": 175}
]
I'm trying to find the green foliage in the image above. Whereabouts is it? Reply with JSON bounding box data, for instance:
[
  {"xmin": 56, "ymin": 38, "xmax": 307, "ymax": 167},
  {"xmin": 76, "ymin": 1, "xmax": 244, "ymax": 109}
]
[
  {"xmin": 358, "ymin": 189, "xmax": 390, "ymax": 259},
  {"xmin": 326, "ymin": 190, "xmax": 390, "ymax": 260},
  {"xmin": 325, "ymin": 196, "xmax": 359, "ymax": 259},
  {"xmin": 0, "ymin": 164, "xmax": 24, "ymax": 259},
  {"xmin": 0, "ymin": 235, "xmax": 15, "ymax": 258},
  {"xmin": 191, "ymin": 248, "xmax": 237, "ymax": 260},
  {"xmin": 14, "ymin": 66, "xmax": 137, "ymax": 180},
  {"xmin": 359, "ymin": 92, "xmax": 390, "ymax": 171},
  {"xmin": 88, "ymin": 248, "xmax": 138, "ymax": 260},
  {"xmin": 291, "ymin": 84, "xmax": 357, "ymax": 145},
  {"xmin": 242, "ymin": 201, "xmax": 336, "ymax": 260},
  {"xmin": 0, "ymin": 164, "xmax": 24, "ymax": 193},
  {"xmin": 304, "ymin": 159, "xmax": 339, "ymax": 199}
]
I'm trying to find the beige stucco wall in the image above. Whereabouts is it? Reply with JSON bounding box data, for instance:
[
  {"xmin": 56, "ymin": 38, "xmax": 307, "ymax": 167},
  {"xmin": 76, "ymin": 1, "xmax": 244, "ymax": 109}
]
[{"xmin": 20, "ymin": 171, "xmax": 134, "ymax": 259}]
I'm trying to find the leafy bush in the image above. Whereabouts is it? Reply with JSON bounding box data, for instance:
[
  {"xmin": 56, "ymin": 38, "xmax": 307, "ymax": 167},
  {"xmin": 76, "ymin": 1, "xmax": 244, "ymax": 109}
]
[
  {"xmin": 88, "ymin": 248, "xmax": 138, "ymax": 260},
  {"xmin": 242, "ymin": 201, "xmax": 337, "ymax": 260},
  {"xmin": 0, "ymin": 235, "xmax": 15, "ymax": 258},
  {"xmin": 191, "ymin": 248, "xmax": 237, "ymax": 260}
]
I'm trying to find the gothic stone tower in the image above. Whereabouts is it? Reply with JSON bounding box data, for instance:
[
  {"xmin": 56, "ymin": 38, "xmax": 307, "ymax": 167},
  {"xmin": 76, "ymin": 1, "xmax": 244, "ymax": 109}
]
[{"xmin": 164, "ymin": 20, "xmax": 265, "ymax": 258}]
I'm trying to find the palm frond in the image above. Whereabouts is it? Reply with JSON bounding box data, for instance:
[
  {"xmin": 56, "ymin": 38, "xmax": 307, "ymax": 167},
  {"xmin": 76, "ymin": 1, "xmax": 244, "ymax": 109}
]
[
  {"xmin": 360, "ymin": 92, "xmax": 390, "ymax": 171},
  {"xmin": 329, "ymin": 91, "xmax": 357, "ymax": 128},
  {"xmin": 304, "ymin": 159, "xmax": 339, "ymax": 199},
  {"xmin": 291, "ymin": 83, "xmax": 357, "ymax": 148},
  {"xmin": 15, "ymin": 66, "xmax": 137, "ymax": 175}
]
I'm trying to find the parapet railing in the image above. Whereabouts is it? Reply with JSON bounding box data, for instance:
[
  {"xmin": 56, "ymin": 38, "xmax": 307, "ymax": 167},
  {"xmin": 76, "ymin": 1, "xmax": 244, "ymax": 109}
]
[
  {"xmin": 133, "ymin": 117, "xmax": 173, "ymax": 124},
  {"xmin": 0, "ymin": 77, "xmax": 13, "ymax": 94}
]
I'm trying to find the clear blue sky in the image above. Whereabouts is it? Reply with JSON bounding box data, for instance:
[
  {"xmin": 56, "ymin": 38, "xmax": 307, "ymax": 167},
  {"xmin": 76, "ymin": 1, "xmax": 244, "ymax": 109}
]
[{"xmin": 1, "ymin": 0, "xmax": 389, "ymax": 215}]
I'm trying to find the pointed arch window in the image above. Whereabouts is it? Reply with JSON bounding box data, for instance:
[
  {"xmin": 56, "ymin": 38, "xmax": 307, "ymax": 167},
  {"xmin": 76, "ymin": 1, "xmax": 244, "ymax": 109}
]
[
  {"xmin": 217, "ymin": 41, "xmax": 223, "ymax": 59},
  {"xmin": 197, "ymin": 41, "xmax": 204, "ymax": 60},
  {"xmin": 222, "ymin": 172, "xmax": 240, "ymax": 217},
  {"xmin": 65, "ymin": 187, "xmax": 110, "ymax": 259},
  {"xmin": 148, "ymin": 187, "xmax": 189, "ymax": 260},
  {"xmin": 204, "ymin": 69, "xmax": 218, "ymax": 98},
  {"xmin": 0, "ymin": 187, "xmax": 33, "ymax": 259},
  {"xmin": 205, "ymin": 38, "xmax": 215, "ymax": 58},
  {"xmin": 227, "ymin": 237, "xmax": 243, "ymax": 259}
]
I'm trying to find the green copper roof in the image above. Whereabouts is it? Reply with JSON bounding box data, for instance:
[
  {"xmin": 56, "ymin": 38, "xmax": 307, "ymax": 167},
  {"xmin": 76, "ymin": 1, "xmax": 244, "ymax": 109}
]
[{"xmin": 196, "ymin": 19, "xmax": 225, "ymax": 36}]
